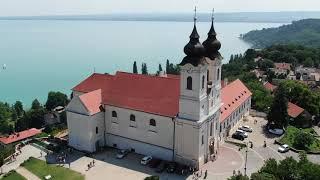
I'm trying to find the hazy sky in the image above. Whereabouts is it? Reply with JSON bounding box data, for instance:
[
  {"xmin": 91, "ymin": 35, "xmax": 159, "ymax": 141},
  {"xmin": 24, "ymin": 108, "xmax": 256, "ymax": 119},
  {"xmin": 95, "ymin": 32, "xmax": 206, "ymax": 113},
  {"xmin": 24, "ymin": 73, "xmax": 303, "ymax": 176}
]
[{"xmin": 1, "ymin": 0, "xmax": 320, "ymax": 16}]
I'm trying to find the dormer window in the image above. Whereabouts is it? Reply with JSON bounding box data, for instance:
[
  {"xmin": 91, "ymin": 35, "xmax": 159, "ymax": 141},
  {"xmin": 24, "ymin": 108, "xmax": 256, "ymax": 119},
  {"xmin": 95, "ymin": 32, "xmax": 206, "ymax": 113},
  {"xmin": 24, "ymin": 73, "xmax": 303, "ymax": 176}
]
[{"xmin": 187, "ymin": 76, "xmax": 192, "ymax": 90}]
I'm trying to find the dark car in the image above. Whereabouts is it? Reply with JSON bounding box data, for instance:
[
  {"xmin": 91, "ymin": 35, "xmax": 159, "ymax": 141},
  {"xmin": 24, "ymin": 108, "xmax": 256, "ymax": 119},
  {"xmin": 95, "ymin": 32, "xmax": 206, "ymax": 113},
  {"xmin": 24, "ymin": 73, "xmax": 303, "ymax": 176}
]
[
  {"xmin": 166, "ymin": 162, "xmax": 177, "ymax": 173},
  {"xmin": 149, "ymin": 158, "xmax": 161, "ymax": 168},
  {"xmin": 155, "ymin": 161, "xmax": 167, "ymax": 173},
  {"xmin": 232, "ymin": 132, "xmax": 245, "ymax": 141}
]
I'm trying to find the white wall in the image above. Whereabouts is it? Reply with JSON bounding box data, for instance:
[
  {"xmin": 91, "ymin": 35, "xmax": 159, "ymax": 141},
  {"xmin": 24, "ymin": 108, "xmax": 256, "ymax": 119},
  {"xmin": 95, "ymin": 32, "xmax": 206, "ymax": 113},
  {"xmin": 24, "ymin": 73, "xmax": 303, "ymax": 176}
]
[{"xmin": 105, "ymin": 105, "xmax": 174, "ymax": 151}]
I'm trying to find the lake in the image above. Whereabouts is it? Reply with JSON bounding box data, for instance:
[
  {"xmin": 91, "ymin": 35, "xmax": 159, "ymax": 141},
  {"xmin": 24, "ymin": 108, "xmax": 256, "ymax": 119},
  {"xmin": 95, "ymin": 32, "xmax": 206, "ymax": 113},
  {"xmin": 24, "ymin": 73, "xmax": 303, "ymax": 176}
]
[{"xmin": 0, "ymin": 20, "xmax": 282, "ymax": 106}]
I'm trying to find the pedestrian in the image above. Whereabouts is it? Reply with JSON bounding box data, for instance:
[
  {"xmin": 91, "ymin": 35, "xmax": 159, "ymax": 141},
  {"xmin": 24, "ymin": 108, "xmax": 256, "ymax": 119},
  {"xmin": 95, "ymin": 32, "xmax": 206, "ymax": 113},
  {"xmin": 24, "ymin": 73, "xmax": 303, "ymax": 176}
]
[
  {"xmin": 87, "ymin": 164, "xmax": 90, "ymax": 170},
  {"xmin": 92, "ymin": 160, "xmax": 95, "ymax": 166},
  {"xmin": 200, "ymin": 170, "xmax": 202, "ymax": 177},
  {"xmin": 40, "ymin": 151, "xmax": 42, "ymax": 157},
  {"xmin": 204, "ymin": 170, "xmax": 208, "ymax": 179}
]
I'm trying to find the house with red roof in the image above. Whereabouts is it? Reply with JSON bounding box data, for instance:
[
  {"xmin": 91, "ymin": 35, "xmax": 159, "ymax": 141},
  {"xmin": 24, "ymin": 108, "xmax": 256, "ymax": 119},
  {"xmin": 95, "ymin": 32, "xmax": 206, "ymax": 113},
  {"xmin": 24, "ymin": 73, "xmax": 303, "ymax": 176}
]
[
  {"xmin": 66, "ymin": 18, "xmax": 252, "ymax": 168},
  {"xmin": 0, "ymin": 128, "xmax": 41, "ymax": 145},
  {"xmin": 287, "ymin": 102, "xmax": 311, "ymax": 127},
  {"xmin": 263, "ymin": 82, "xmax": 277, "ymax": 93}
]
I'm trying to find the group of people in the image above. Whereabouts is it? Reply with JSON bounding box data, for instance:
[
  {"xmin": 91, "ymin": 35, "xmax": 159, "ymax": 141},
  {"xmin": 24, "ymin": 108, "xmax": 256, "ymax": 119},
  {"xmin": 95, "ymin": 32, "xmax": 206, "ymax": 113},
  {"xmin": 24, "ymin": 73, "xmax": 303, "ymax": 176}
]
[
  {"xmin": 56, "ymin": 151, "xmax": 67, "ymax": 164},
  {"xmin": 87, "ymin": 159, "xmax": 95, "ymax": 171},
  {"xmin": 192, "ymin": 169, "xmax": 208, "ymax": 179}
]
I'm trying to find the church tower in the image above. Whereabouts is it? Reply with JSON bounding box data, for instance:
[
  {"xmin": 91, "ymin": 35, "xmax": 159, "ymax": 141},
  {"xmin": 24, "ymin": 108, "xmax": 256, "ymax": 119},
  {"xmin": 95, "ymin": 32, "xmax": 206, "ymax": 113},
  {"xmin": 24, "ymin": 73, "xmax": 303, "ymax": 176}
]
[{"xmin": 174, "ymin": 8, "xmax": 221, "ymax": 168}]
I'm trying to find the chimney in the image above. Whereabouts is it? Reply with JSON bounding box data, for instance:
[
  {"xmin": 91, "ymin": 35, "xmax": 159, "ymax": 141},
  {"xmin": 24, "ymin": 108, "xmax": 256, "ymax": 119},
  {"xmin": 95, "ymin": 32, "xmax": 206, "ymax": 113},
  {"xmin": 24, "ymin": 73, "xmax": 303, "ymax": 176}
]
[{"xmin": 159, "ymin": 71, "xmax": 167, "ymax": 78}]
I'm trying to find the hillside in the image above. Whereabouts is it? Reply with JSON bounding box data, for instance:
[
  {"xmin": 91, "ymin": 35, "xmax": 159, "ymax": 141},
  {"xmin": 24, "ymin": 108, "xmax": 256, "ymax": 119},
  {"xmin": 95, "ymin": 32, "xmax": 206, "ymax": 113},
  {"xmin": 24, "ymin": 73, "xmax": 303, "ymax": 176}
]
[{"xmin": 242, "ymin": 19, "xmax": 320, "ymax": 48}]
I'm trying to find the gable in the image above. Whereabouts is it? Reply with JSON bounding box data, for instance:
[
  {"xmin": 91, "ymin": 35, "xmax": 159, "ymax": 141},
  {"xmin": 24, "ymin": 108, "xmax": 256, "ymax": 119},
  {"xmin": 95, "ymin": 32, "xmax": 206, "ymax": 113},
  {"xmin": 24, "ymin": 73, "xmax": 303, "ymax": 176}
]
[{"xmin": 66, "ymin": 96, "xmax": 90, "ymax": 116}]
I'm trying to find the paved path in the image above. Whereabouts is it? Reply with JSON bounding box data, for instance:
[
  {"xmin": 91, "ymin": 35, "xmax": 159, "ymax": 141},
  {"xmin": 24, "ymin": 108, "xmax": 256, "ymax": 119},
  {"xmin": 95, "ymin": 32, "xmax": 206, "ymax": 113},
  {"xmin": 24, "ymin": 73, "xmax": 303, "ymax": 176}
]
[
  {"xmin": 2, "ymin": 144, "xmax": 47, "ymax": 174},
  {"xmin": 16, "ymin": 167, "xmax": 40, "ymax": 180}
]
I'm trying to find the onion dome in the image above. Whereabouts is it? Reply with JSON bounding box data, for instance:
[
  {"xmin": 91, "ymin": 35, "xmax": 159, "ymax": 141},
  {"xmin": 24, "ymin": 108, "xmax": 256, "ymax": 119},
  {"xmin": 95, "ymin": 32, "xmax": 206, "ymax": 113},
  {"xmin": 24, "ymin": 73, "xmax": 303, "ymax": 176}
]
[
  {"xmin": 183, "ymin": 24, "xmax": 205, "ymax": 57},
  {"xmin": 203, "ymin": 10, "xmax": 221, "ymax": 59}
]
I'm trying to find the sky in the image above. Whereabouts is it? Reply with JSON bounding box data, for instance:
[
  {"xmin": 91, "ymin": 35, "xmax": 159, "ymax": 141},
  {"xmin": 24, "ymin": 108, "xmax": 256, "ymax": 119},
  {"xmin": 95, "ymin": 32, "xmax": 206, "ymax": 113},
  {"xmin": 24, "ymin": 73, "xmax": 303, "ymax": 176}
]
[{"xmin": 0, "ymin": 0, "xmax": 320, "ymax": 16}]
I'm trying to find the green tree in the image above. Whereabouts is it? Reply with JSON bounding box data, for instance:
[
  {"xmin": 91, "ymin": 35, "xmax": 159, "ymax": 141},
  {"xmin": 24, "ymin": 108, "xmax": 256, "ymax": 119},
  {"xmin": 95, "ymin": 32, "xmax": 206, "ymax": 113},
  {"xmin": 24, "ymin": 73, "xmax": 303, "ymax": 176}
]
[
  {"xmin": 250, "ymin": 172, "xmax": 276, "ymax": 180},
  {"xmin": 267, "ymin": 83, "xmax": 288, "ymax": 128},
  {"xmin": 31, "ymin": 99, "xmax": 42, "ymax": 110},
  {"xmin": 141, "ymin": 63, "xmax": 148, "ymax": 75},
  {"xmin": 133, "ymin": 61, "xmax": 138, "ymax": 74},
  {"xmin": 259, "ymin": 158, "xmax": 279, "ymax": 176},
  {"xmin": 13, "ymin": 101, "xmax": 23, "ymax": 117},
  {"xmin": 45, "ymin": 92, "xmax": 69, "ymax": 111},
  {"xmin": 277, "ymin": 157, "xmax": 299, "ymax": 180},
  {"xmin": 293, "ymin": 130, "xmax": 314, "ymax": 150},
  {"xmin": 303, "ymin": 57, "xmax": 314, "ymax": 67},
  {"xmin": 158, "ymin": 64, "xmax": 163, "ymax": 72},
  {"xmin": 228, "ymin": 173, "xmax": 249, "ymax": 180},
  {"xmin": 166, "ymin": 59, "xmax": 170, "ymax": 73}
]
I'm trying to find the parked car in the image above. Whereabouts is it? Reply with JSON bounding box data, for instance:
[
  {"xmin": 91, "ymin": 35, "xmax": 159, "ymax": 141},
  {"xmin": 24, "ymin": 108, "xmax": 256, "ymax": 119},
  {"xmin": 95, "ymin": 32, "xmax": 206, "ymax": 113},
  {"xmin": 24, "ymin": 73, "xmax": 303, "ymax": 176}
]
[
  {"xmin": 155, "ymin": 161, "xmax": 167, "ymax": 173},
  {"xmin": 232, "ymin": 132, "xmax": 245, "ymax": 141},
  {"xmin": 149, "ymin": 158, "xmax": 161, "ymax": 168},
  {"xmin": 278, "ymin": 144, "xmax": 290, "ymax": 153},
  {"xmin": 166, "ymin": 162, "xmax": 177, "ymax": 173},
  {"xmin": 236, "ymin": 129, "xmax": 248, "ymax": 138},
  {"xmin": 116, "ymin": 149, "xmax": 130, "ymax": 159},
  {"xmin": 268, "ymin": 128, "xmax": 284, "ymax": 135},
  {"xmin": 175, "ymin": 164, "xmax": 188, "ymax": 175},
  {"xmin": 141, "ymin": 156, "xmax": 152, "ymax": 165},
  {"xmin": 239, "ymin": 125, "xmax": 253, "ymax": 132}
]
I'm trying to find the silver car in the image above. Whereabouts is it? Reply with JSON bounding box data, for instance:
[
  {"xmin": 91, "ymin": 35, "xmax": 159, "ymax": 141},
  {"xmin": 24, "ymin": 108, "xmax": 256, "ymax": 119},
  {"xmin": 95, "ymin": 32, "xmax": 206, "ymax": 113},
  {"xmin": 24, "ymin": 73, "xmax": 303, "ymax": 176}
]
[{"xmin": 278, "ymin": 144, "xmax": 290, "ymax": 153}]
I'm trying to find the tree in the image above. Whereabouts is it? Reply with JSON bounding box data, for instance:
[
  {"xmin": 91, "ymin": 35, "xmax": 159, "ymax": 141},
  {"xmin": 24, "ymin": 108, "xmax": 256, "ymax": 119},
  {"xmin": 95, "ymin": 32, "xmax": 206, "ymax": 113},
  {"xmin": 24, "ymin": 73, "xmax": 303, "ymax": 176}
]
[
  {"xmin": 133, "ymin": 61, "xmax": 138, "ymax": 74},
  {"xmin": 293, "ymin": 130, "xmax": 314, "ymax": 150},
  {"xmin": 31, "ymin": 99, "xmax": 42, "ymax": 110},
  {"xmin": 13, "ymin": 101, "xmax": 23, "ymax": 117},
  {"xmin": 158, "ymin": 64, "xmax": 163, "ymax": 72},
  {"xmin": 45, "ymin": 92, "xmax": 69, "ymax": 111},
  {"xmin": 277, "ymin": 157, "xmax": 299, "ymax": 180},
  {"xmin": 303, "ymin": 57, "xmax": 314, "ymax": 67},
  {"xmin": 141, "ymin": 63, "xmax": 148, "ymax": 75},
  {"xmin": 250, "ymin": 172, "xmax": 276, "ymax": 180},
  {"xmin": 259, "ymin": 158, "xmax": 279, "ymax": 176},
  {"xmin": 166, "ymin": 59, "xmax": 170, "ymax": 73},
  {"xmin": 267, "ymin": 83, "xmax": 288, "ymax": 128},
  {"xmin": 228, "ymin": 173, "xmax": 249, "ymax": 180}
]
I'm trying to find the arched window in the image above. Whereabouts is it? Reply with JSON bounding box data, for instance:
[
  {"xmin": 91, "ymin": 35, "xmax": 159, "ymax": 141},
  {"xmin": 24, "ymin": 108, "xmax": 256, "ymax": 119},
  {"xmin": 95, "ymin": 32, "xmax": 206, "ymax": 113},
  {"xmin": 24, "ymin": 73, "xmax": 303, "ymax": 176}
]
[
  {"xmin": 207, "ymin": 70, "xmax": 209, "ymax": 82},
  {"xmin": 130, "ymin": 114, "xmax": 135, "ymax": 121},
  {"xmin": 187, "ymin": 76, "xmax": 192, "ymax": 90},
  {"xmin": 202, "ymin": 75, "xmax": 205, "ymax": 89},
  {"xmin": 150, "ymin": 119, "xmax": 156, "ymax": 126},
  {"xmin": 217, "ymin": 68, "xmax": 220, "ymax": 80},
  {"xmin": 96, "ymin": 127, "xmax": 98, "ymax": 134},
  {"xmin": 112, "ymin": 111, "xmax": 117, "ymax": 118}
]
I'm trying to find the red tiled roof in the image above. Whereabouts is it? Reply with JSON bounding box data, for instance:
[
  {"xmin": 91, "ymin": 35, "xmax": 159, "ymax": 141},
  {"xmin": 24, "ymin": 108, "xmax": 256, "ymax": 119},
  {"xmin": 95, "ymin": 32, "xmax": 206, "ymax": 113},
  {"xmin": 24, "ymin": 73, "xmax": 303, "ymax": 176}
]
[
  {"xmin": 0, "ymin": 128, "xmax": 41, "ymax": 145},
  {"xmin": 288, "ymin": 102, "xmax": 304, "ymax": 118},
  {"xmin": 274, "ymin": 63, "xmax": 291, "ymax": 70},
  {"xmin": 73, "ymin": 73, "xmax": 252, "ymax": 120},
  {"xmin": 73, "ymin": 72, "xmax": 180, "ymax": 117},
  {"xmin": 79, "ymin": 89, "xmax": 102, "ymax": 115},
  {"xmin": 220, "ymin": 79, "xmax": 252, "ymax": 122},
  {"xmin": 264, "ymin": 82, "xmax": 277, "ymax": 92}
]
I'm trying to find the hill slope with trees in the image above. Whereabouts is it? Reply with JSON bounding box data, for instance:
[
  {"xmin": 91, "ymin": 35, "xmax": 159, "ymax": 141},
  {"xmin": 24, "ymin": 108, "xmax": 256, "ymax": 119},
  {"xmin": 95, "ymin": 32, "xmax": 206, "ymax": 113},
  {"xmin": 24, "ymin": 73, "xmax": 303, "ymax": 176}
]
[{"xmin": 242, "ymin": 19, "xmax": 320, "ymax": 48}]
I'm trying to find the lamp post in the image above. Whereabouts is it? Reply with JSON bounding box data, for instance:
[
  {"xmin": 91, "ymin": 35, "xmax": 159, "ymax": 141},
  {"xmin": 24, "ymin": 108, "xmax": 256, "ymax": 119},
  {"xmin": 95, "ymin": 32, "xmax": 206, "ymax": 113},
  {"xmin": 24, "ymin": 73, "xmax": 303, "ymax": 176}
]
[{"xmin": 244, "ymin": 142, "xmax": 248, "ymax": 176}]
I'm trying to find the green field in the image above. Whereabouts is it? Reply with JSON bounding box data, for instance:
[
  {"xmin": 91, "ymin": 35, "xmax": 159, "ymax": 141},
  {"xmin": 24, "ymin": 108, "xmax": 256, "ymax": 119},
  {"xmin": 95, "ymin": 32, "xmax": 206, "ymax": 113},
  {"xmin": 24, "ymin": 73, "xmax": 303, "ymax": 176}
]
[
  {"xmin": 280, "ymin": 126, "xmax": 320, "ymax": 152},
  {"xmin": 21, "ymin": 157, "xmax": 84, "ymax": 180},
  {"xmin": 2, "ymin": 170, "xmax": 26, "ymax": 180}
]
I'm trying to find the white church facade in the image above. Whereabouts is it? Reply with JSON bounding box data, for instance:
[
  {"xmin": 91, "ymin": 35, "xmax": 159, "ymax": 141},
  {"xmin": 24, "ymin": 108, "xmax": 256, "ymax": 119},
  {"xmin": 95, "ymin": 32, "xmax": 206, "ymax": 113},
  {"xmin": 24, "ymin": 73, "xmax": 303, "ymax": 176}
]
[{"xmin": 66, "ymin": 15, "xmax": 252, "ymax": 168}]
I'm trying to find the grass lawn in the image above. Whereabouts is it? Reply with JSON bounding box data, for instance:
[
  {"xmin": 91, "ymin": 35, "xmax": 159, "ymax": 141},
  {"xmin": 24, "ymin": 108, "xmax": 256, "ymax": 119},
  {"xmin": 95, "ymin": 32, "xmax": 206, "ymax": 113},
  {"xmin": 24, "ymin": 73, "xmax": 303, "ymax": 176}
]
[
  {"xmin": 280, "ymin": 126, "xmax": 320, "ymax": 151},
  {"xmin": 21, "ymin": 157, "xmax": 84, "ymax": 180},
  {"xmin": 2, "ymin": 170, "xmax": 26, "ymax": 180}
]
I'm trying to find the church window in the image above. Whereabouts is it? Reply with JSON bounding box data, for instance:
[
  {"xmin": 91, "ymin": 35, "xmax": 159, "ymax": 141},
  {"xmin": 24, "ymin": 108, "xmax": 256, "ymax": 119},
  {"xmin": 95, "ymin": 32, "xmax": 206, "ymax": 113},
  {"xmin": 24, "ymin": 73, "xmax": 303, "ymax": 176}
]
[
  {"xmin": 210, "ymin": 122, "xmax": 213, "ymax": 136},
  {"xmin": 130, "ymin": 114, "xmax": 135, "ymax": 121},
  {"xmin": 202, "ymin": 75, "xmax": 205, "ymax": 89},
  {"xmin": 150, "ymin": 119, "xmax": 156, "ymax": 126},
  {"xmin": 207, "ymin": 70, "xmax": 209, "ymax": 82},
  {"xmin": 187, "ymin": 76, "xmax": 192, "ymax": 90},
  {"xmin": 112, "ymin": 111, "xmax": 117, "ymax": 118},
  {"xmin": 217, "ymin": 68, "xmax": 220, "ymax": 80},
  {"xmin": 96, "ymin": 127, "xmax": 98, "ymax": 134},
  {"xmin": 201, "ymin": 135, "xmax": 204, "ymax": 145}
]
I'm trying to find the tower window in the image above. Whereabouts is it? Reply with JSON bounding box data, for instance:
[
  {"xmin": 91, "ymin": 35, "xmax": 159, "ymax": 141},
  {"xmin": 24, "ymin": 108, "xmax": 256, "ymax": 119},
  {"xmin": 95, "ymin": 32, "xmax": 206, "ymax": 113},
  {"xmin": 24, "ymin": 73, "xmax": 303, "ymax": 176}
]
[
  {"xmin": 187, "ymin": 76, "xmax": 192, "ymax": 90},
  {"xmin": 210, "ymin": 122, "xmax": 213, "ymax": 136},
  {"xmin": 130, "ymin": 114, "xmax": 135, "ymax": 121},
  {"xmin": 207, "ymin": 70, "xmax": 209, "ymax": 82},
  {"xmin": 202, "ymin": 75, "xmax": 205, "ymax": 89},
  {"xmin": 217, "ymin": 68, "xmax": 220, "ymax": 80},
  {"xmin": 202, "ymin": 135, "xmax": 204, "ymax": 145},
  {"xmin": 112, "ymin": 111, "xmax": 117, "ymax": 118},
  {"xmin": 150, "ymin": 119, "xmax": 156, "ymax": 126},
  {"xmin": 96, "ymin": 127, "xmax": 98, "ymax": 134}
]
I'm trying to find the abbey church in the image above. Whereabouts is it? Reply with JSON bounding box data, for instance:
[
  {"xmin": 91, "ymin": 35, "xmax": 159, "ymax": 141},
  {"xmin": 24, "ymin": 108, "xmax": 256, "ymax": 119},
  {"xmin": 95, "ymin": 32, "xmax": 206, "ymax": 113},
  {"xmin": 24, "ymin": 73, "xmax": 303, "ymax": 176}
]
[{"xmin": 66, "ymin": 13, "xmax": 252, "ymax": 168}]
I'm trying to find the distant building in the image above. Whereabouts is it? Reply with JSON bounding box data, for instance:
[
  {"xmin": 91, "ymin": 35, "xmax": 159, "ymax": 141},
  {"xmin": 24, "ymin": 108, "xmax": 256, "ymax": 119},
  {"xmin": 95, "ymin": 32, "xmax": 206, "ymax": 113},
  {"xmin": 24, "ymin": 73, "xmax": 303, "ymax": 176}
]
[
  {"xmin": 287, "ymin": 102, "xmax": 311, "ymax": 128},
  {"xmin": 0, "ymin": 128, "xmax": 41, "ymax": 145},
  {"xmin": 263, "ymin": 82, "xmax": 277, "ymax": 93},
  {"xmin": 270, "ymin": 63, "xmax": 292, "ymax": 76},
  {"xmin": 66, "ymin": 16, "xmax": 252, "ymax": 168}
]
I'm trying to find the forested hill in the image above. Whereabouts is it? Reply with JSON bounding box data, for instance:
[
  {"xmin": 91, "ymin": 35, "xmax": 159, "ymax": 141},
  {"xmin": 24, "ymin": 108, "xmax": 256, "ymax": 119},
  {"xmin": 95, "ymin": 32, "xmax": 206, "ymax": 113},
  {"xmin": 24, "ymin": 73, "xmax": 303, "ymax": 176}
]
[{"xmin": 242, "ymin": 19, "xmax": 320, "ymax": 48}]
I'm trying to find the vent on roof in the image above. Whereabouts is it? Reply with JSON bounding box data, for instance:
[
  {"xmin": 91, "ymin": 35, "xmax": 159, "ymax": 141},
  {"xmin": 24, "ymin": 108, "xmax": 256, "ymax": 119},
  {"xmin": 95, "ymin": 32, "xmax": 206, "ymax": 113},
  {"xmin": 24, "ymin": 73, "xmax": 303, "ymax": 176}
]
[
  {"xmin": 228, "ymin": 104, "xmax": 231, "ymax": 107},
  {"xmin": 232, "ymin": 101, "xmax": 234, "ymax": 104},
  {"xmin": 241, "ymin": 93, "xmax": 243, "ymax": 95},
  {"xmin": 235, "ymin": 98, "xmax": 238, "ymax": 101},
  {"xmin": 221, "ymin": 111, "xmax": 223, "ymax": 114},
  {"xmin": 224, "ymin": 107, "xmax": 227, "ymax": 110},
  {"xmin": 244, "ymin": 91, "xmax": 247, "ymax": 93},
  {"xmin": 238, "ymin": 96, "xmax": 241, "ymax": 98}
]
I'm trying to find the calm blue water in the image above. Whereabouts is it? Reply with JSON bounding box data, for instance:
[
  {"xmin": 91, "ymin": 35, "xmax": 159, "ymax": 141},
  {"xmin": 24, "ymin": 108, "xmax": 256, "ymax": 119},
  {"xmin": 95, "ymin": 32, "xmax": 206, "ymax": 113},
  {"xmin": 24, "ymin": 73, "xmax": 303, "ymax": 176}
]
[{"xmin": 0, "ymin": 20, "xmax": 282, "ymax": 106}]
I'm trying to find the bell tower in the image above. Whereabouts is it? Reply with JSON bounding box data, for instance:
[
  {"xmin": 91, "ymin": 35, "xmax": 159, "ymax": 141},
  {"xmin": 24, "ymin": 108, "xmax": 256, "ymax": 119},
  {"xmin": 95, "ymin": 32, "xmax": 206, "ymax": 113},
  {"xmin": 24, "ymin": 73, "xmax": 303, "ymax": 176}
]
[{"xmin": 178, "ymin": 7, "xmax": 209, "ymax": 121}]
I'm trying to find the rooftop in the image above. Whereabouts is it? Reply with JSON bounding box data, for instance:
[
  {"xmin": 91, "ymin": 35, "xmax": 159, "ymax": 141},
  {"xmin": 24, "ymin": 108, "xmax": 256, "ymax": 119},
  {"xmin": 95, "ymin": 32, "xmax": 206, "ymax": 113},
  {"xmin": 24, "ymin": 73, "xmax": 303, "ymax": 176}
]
[
  {"xmin": 0, "ymin": 128, "xmax": 42, "ymax": 145},
  {"xmin": 287, "ymin": 102, "xmax": 304, "ymax": 118}
]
